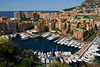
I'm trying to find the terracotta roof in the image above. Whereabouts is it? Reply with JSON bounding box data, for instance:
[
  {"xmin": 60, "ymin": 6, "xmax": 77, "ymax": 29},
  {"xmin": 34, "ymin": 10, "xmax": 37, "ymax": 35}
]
[{"xmin": 59, "ymin": 16, "xmax": 71, "ymax": 19}]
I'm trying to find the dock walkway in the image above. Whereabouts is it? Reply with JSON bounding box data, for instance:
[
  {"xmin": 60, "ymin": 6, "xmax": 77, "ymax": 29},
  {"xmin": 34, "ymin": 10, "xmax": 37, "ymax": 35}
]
[{"xmin": 74, "ymin": 36, "xmax": 98, "ymax": 58}]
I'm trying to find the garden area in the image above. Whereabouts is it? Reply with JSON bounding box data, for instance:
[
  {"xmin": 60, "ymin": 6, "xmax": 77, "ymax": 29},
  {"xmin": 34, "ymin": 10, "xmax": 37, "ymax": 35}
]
[{"xmin": 84, "ymin": 28, "xmax": 97, "ymax": 42}]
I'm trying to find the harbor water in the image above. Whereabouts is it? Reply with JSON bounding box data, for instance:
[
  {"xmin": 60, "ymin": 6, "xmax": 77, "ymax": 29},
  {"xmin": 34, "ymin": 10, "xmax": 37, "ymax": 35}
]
[{"xmin": 13, "ymin": 36, "xmax": 79, "ymax": 54}]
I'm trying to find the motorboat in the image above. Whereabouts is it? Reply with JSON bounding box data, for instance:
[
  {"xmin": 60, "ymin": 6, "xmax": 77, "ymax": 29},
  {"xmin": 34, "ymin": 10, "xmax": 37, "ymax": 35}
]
[
  {"xmin": 70, "ymin": 55, "xmax": 77, "ymax": 63},
  {"xmin": 78, "ymin": 46, "xmax": 82, "ymax": 49},
  {"xmin": 41, "ymin": 58, "xmax": 45, "ymax": 63},
  {"xmin": 64, "ymin": 57, "xmax": 70, "ymax": 64},
  {"xmin": 71, "ymin": 43, "xmax": 75, "ymax": 47},
  {"xmin": 46, "ymin": 58, "xmax": 50, "ymax": 63},
  {"xmin": 75, "ymin": 45, "xmax": 78, "ymax": 48},
  {"xmin": 77, "ymin": 43, "xmax": 81, "ymax": 46},
  {"xmin": 42, "ymin": 33, "xmax": 52, "ymax": 38},
  {"xmin": 50, "ymin": 58, "xmax": 53, "ymax": 63},
  {"xmin": 93, "ymin": 53, "xmax": 100, "ymax": 56},
  {"xmin": 21, "ymin": 35, "xmax": 30, "ymax": 40},
  {"xmin": 59, "ymin": 57, "xmax": 64, "ymax": 63},
  {"xmin": 54, "ymin": 38, "xmax": 62, "ymax": 43},
  {"xmin": 67, "ymin": 57, "xmax": 72, "ymax": 63}
]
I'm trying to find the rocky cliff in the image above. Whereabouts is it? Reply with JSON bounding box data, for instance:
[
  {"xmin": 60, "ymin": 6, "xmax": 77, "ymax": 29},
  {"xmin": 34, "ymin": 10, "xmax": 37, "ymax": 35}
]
[{"xmin": 81, "ymin": 0, "xmax": 100, "ymax": 7}]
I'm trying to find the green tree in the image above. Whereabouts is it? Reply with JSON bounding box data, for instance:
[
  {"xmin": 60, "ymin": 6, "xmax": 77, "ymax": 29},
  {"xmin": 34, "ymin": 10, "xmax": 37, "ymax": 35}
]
[
  {"xmin": 0, "ymin": 39, "xmax": 19, "ymax": 62},
  {"xmin": 0, "ymin": 38, "xmax": 8, "ymax": 44},
  {"xmin": 14, "ymin": 58, "xmax": 34, "ymax": 67},
  {"xmin": 34, "ymin": 18, "xmax": 38, "ymax": 22}
]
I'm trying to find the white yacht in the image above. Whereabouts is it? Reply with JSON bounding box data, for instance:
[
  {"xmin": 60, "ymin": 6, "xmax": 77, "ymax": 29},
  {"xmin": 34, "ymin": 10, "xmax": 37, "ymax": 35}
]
[
  {"xmin": 61, "ymin": 40, "xmax": 66, "ymax": 45},
  {"xmin": 77, "ymin": 43, "xmax": 81, "ymax": 46},
  {"xmin": 71, "ymin": 43, "xmax": 75, "ymax": 47},
  {"xmin": 75, "ymin": 45, "xmax": 78, "ymax": 48},
  {"xmin": 57, "ymin": 39, "xmax": 64, "ymax": 44},
  {"xmin": 54, "ymin": 38, "xmax": 62, "ymax": 43},
  {"xmin": 78, "ymin": 46, "xmax": 82, "ymax": 49},
  {"xmin": 21, "ymin": 35, "xmax": 30, "ymax": 40},
  {"xmin": 67, "ymin": 57, "xmax": 72, "ymax": 63},
  {"xmin": 46, "ymin": 58, "xmax": 50, "ymax": 63},
  {"xmin": 70, "ymin": 55, "xmax": 77, "ymax": 63},
  {"xmin": 74, "ymin": 42, "xmax": 78, "ymax": 48},
  {"xmin": 64, "ymin": 42, "xmax": 68, "ymax": 46},
  {"xmin": 93, "ymin": 53, "xmax": 100, "ymax": 56},
  {"xmin": 68, "ymin": 41, "xmax": 74, "ymax": 46},
  {"xmin": 42, "ymin": 33, "xmax": 52, "ymax": 38},
  {"xmin": 64, "ymin": 57, "xmax": 70, "ymax": 64},
  {"xmin": 41, "ymin": 58, "xmax": 45, "ymax": 63},
  {"xmin": 59, "ymin": 57, "xmax": 64, "ymax": 63},
  {"xmin": 49, "ymin": 36, "xmax": 59, "ymax": 41}
]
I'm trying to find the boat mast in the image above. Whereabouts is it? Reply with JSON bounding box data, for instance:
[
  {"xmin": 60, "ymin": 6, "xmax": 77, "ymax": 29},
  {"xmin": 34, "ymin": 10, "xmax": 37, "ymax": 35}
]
[
  {"xmin": 52, "ymin": 48, "xmax": 53, "ymax": 57},
  {"xmin": 42, "ymin": 42, "xmax": 43, "ymax": 53},
  {"xmin": 56, "ymin": 46, "xmax": 57, "ymax": 52}
]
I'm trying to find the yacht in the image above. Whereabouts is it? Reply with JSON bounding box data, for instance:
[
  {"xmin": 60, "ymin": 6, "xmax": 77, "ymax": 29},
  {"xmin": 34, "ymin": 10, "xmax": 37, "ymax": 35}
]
[
  {"xmin": 61, "ymin": 40, "xmax": 66, "ymax": 45},
  {"xmin": 74, "ymin": 42, "xmax": 78, "ymax": 48},
  {"xmin": 64, "ymin": 42, "xmax": 68, "ymax": 46},
  {"xmin": 71, "ymin": 43, "xmax": 75, "ymax": 47},
  {"xmin": 50, "ymin": 58, "xmax": 53, "ymax": 63},
  {"xmin": 47, "ymin": 52, "xmax": 50, "ymax": 57},
  {"xmin": 78, "ymin": 59, "xmax": 82, "ymax": 62},
  {"xmin": 42, "ymin": 33, "xmax": 52, "ymax": 38},
  {"xmin": 67, "ymin": 43, "xmax": 71, "ymax": 46},
  {"xmin": 46, "ymin": 58, "xmax": 50, "ymax": 63},
  {"xmin": 78, "ymin": 46, "xmax": 82, "ymax": 49},
  {"xmin": 70, "ymin": 55, "xmax": 77, "ymax": 63},
  {"xmin": 74, "ymin": 56, "xmax": 82, "ymax": 62},
  {"xmin": 64, "ymin": 57, "xmax": 70, "ymax": 64},
  {"xmin": 57, "ymin": 39, "xmax": 64, "ymax": 44},
  {"xmin": 54, "ymin": 38, "xmax": 62, "ymax": 43},
  {"xmin": 41, "ymin": 58, "xmax": 46, "ymax": 63},
  {"xmin": 77, "ymin": 43, "xmax": 81, "ymax": 46},
  {"xmin": 49, "ymin": 36, "xmax": 59, "ymax": 41},
  {"xmin": 75, "ymin": 45, "xmax": 78, "ymax": 48},
  {"xmin": 93, "ymin": 53, "xmax": 100, "ymax": 56},
  {"xmin": 21, "ymin": 35, "xmax": 30, "ymax": 40},
  {"xmin": 67, "ymin": 57, "xmax": 72, "ymax": 63},
  {"xmin": 59, "ymin": 57, "xmax": 64, "ymax": 63},
  {"xmin": 68, "ymin": 41, "xmax": 74, "ymax": 46}
]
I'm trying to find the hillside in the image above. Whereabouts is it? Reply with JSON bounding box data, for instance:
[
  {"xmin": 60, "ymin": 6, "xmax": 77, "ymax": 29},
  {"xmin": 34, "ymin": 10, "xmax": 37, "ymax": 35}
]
[
  {"xmin": 81, "ymin": 0, "xmax": 100, "ymax": 8},
  {"xmin": 63, "ymin": 0, "xmax": 100, "ymax": 11}
]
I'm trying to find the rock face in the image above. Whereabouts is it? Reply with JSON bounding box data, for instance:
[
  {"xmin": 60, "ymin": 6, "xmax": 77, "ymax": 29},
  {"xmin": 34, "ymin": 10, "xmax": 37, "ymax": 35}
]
[{"xmin": 81, "ymin": 0, "xmax": 100, "ymax": 7}]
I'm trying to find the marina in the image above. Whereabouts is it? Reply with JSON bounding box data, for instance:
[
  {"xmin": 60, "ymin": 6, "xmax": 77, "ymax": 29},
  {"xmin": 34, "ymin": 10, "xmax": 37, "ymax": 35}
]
[
  {"xmin": 17, "ymin": 32, "xmax": 100, "ymax": 64},
  {"xmin": 1, "ymin": 32, "xmax": 100, "ymax": 64}
]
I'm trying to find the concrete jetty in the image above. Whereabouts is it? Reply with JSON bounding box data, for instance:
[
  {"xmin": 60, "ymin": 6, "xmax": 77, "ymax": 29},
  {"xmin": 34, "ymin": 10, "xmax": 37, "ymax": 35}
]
[{"xmin": 74, "ymin": 36, "xmax": 98, "ymax": 58}]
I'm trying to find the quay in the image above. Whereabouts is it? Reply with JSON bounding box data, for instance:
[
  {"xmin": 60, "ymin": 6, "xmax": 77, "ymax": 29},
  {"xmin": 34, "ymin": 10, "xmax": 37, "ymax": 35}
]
[
  {"xmin": 74, "ymin": 36, "xmax": 98, "ymax": 58},
  {"xmin": 25, "ymin": 31, "xmax": 41, "ymax": 38}
]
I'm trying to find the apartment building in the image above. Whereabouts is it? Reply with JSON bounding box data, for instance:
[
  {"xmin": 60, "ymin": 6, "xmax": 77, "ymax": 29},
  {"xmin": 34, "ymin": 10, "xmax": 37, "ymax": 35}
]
[
  {"xmin": 14, "ymin": 11, "xmax": 22, "ymax": 20},
  {"xmin": 0, "ymin": 21, "xmax": 17, "ymax": 35},
  {"xmin": 23, "ymin": 12, "xmax": 32, "ymax": 18}
]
